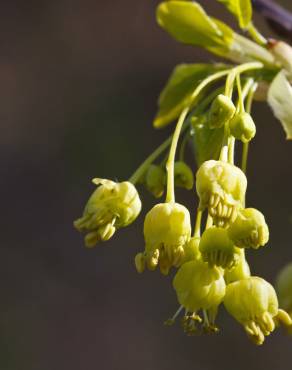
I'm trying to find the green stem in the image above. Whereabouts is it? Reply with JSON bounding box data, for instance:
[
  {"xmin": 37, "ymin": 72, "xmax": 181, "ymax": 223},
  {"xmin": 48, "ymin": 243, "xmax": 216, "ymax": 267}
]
[
  {"xmin": 166, "ymin": 107, "xmax": 189, "ymax": 203},
  {"xmin": 129, "ymin": 84, "xmax": 228, "ymax": 186},
  {"xmin": 222, "ymin": 63, "xmax": 262, "ymax": 164},
  {"xmin": 240, "ymin": 78, "xmax": 255, "ymax": 104},
  {"xmin": 129, "ymin": 137, "xmax": 172, "ymax": 184},
  {"xmin": 225, "ymin": 62, "xmax": 263, "ymax": 99},
  {"xmin": 193, "ymin": 210, "xmax": 202, "ymax": 238},
  {"xmin": 219, "ymin": 124, "xmax": 229, "ymax": 163},
  {"xmin": 246, "ymin": 82, "xmax": 258, "ymax": 114},
  {"xmin": 165, "ymin": 69, "xmax": 232, "ymax": 203},
  {"xmin": 188, "ymin": 70, "xmax": 231, "ymax": 110},
  {"xmin": 228, "ymin": 136, "xmax": 235, "ymax": 164},
  {"xmin": 236, "ymin": 74, "xmax": 245, "ymax": 113},
  {"xmin": 241, "ymin": 142, "xmax": 249, "ymax": 174},
  {"xmin": 241, "ymin": 81, "xmax": 258, "ymax": 174}
]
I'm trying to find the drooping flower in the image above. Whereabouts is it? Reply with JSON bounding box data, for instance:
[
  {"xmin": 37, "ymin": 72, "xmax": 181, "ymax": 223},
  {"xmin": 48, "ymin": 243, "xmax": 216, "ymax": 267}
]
[
  {"xmin": 172, "ymin": 259, "xmax": 226, "ymax": 333},
  {"xmin": 135, "ymin": 202, "xmax": 191, "ymax": 275},
  {"xmin": 228, "ymin": 208, "xmax": 269, "ymax": 249},
  {"xmin": 74, "ymin": 179, "xmax": 142, "ymax": 247},
  {"xmin": 196, "ymin": 160, "xmax": 247, "ymax": 227},
  {"xmin": 199, "ymin": 226, "xmax": 241, "ymax": 269},
  {"xmin": 224, "ymin": 276, "xmax": 292, "ymax": 345}
]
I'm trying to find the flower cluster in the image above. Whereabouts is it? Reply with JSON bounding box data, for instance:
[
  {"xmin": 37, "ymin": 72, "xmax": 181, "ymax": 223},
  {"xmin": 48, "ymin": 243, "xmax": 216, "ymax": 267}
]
[{"xmin": 74, "ymin": 0, "xmax": 292, "ymax": 346}]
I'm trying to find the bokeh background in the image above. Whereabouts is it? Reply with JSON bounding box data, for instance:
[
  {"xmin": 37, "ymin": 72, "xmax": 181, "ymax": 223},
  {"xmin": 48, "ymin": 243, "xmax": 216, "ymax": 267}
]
[{"xmin": 1, "ymin": 1, "xmax": 292, "ymax": 369}]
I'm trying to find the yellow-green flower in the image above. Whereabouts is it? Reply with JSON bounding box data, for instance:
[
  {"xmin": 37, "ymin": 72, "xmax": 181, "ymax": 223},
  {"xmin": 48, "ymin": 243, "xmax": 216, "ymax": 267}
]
[
  {"xmin": 224, "ymin": 250, "xmax": 251, "ymax": 284},
  {"xmin": 174, "ymin": 161, "xmax": 194, "ymax": 190},
  {"xmin": 196, "ymin": 160, "xmax": 247, "ymax": 227},
  {"xmin": 135, "ymin": 202, "xmax": 191, "ymax": 275},
  {"xmin": 199, "ymin": 227, "xmax": 241, "ymax": 269},
  {"xmin": 180, "ymin": 237, "xmax": 201, "ymax": 265},
  {"xmin": 229, "ymin": 112, "xmax": 256, "ymax": 143},
  {"xmin": 74, "ymin": 178, "xmax": 141, "ymax": 247},
  {"xmin": 173, "ymin": 259, "xmax": 226, "ymax": 333},
  {"xmin": 224, "ymin": 276, "xmax": 292, "ymax": 345},
  {"xmin": 228, "ymin": 208, "xmax": 269, "ymax": 249},
  {"xmin": 208, "ymin": 94, "xmax": 236, "ymax": 129}
]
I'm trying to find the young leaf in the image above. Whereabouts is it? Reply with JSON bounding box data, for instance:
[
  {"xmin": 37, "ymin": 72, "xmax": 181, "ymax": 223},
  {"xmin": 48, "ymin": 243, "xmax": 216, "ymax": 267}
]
[
  {"xmin": 154, "ymin": 64, "xmax": 227, "ymax": 129},
  {"xmin": 267, "ymin": 70, "xmax": 292, "ymax": 140},
  {"xmin": 218, "ymin": 0, "xmax": 252, "ymax": 29},
  {"xmin": 191, "ymin": 117, "xmax": 225, "ymax": 165},
  {"xmin": 156, "ymin": 1, "xmax": 234, "ymax": 54}
]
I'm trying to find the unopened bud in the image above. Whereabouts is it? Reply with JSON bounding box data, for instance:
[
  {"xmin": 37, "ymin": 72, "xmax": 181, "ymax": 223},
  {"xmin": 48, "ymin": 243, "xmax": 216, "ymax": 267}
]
[
  {"xmin": 208, "ymin": 94, "xmax": 236, "ymax": 129},
  {"xmin": 229, "ymin": 112, "xmax": 256, "ymax": 143}
]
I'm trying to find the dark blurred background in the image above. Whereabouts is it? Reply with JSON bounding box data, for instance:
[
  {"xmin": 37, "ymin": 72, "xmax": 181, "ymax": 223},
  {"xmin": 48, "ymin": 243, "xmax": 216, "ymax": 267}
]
[{"xmin": 1, "ymin": 1, "xmax": 292, "ymax": 369}]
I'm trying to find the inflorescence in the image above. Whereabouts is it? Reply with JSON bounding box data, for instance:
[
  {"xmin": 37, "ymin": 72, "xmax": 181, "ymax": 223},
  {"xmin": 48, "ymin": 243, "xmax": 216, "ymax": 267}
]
[{"xmin": 74, "ymin": 1, "xmax": 292, "ymax": 345}]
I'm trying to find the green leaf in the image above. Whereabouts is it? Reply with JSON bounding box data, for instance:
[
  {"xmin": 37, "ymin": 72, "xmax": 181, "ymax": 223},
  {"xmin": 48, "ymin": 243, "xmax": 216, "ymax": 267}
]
[
  {"xmin": 156, "ymin": 1, "xmax": 234, "ymax": 53},
  {"xmin": 191, "ymin": 117, "xmax": 225, "ymax": 166},
  {"xmin": 267, "ymin": 70, "xmax": 292, "ymax": 140},
  {"xmin": 154, "ymin": 63, "xmax": 227, "ymax": 129},
  {"xmin": 218, "ymin": 0, "xmax": 252, "ymax": 29}
]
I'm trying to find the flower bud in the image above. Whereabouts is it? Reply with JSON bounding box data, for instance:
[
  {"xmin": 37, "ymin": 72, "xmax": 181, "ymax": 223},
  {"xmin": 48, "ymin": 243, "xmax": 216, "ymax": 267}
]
[
  {"xmin": 173, "ymin": 259, "xmax": 226, "ymax": 314},
  {"xmin": 174, "ymin": 161, "xmax": 194, "ymax": 190},
  {"xmin": 208, "ymin": 94, "xmax": 236, "ymax": 129},
  {"xmin": 228, "ymin": 208, "xmax": 269, "ymax": 249},
  {"xmin": 196, "ymin": 160, "xmax": 247, "ymax": 227},
  {"xmin": 74, "ymin": 179, "xmax": 141, "ymax": 247},
  {"xmin": 224, "ymin": 276, "xmax": 292, "ymax": 345},
  {"xmin": 276, "ymin": 263, "xmax": 292, "ymax": 314},
  {"xmin": 144, "ymin": 164, "xmax": 166, "ymax": 198},
  {"xmin": 224, "ymin": 250, "xmax": 251, "ymax": 284},
  {"xmin": 229, "ymin": 112, "xmax": 256, "ymax": 143},
  {"xmin": 137, "ymin": 202, "xmax": 191, "ymax": 275},
  {"xmin": 199, "ymin": 227, "xmax": 240, "ymax": 269}
]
